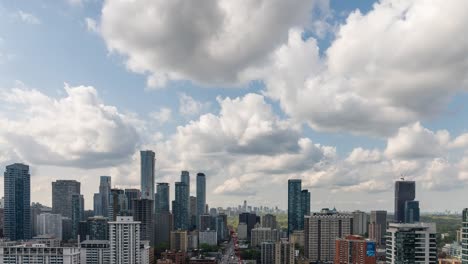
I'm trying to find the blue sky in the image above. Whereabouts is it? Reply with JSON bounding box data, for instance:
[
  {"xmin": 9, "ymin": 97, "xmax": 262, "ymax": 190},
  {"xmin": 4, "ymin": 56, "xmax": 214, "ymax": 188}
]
[{"xmin": 1, "ymin": 0, "xmax": 468, "ymax": 212}]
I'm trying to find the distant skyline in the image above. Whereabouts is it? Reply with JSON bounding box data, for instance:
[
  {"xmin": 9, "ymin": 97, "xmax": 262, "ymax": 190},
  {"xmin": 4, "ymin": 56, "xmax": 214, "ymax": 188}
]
[{"xmin": 1, "ymin": 0, "xmax": 468, "ymax": 212}]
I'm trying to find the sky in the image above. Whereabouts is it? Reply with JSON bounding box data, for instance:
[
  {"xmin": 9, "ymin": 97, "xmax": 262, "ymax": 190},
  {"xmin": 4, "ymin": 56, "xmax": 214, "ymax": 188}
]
[{"xmin": 0, "ymin": 0, "xmax": 468, "ymax": 212}]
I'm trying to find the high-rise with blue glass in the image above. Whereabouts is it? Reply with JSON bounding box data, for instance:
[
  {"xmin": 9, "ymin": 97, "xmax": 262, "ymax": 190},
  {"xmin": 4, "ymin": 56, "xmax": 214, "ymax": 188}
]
[
  {"xmin": 174, "ymin": 182, "xmax": 189, "ymax": 230},
  {"xmin": 4, "ymin": 163, "xmax": 31, "ymax": 241},
  {"xmin": 288, "ymin": 179, "xmax": 310, "ymax": 235},
  {"xmin": 196, "ymin": 173, "xmax": 206, "ymax": 228},
  {"xmin": 141, "ymin": 150, "xmax": 155, "ymax": 200}
]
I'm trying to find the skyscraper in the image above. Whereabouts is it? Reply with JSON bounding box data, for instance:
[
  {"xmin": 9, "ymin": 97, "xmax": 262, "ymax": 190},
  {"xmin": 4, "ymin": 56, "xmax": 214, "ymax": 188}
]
[
  {"xmin": 394, "ymin": 180, "xmax": 416, "ymax": 223},
  {"xmin": 196, "ymin": 173, "xmax": 206, "ymax": 228},
  {"xmin": 93, "ymin": 193, "xmax": 102, "ymax": 216},
  {"xmin": 239, "ymin": 212, "xmax": 259, "ymax": 240},
  {"xmin": 133, "ymin": 199, "xmax": 155, "ymax": 246},
  {"xmin": 369, "ymin": 210, "xmax": 387, "ymax": 247},
  {"xmin": 141, "ymin": 150, "xmax": 155, "ymax": 200},
  {"xmin": 174, "ymin": 182, "xmax": 189, "ymax": 230},
  {"xmin": 301, "ymin": 190, "xmax": 311, "ymax": 216},
  {"xmin": 190, "ymin": 196, "xmax": 197, "ymax": 230},
  {"xmin": 99, "ymin": 176, "xmax": 111, "ymax": 218},
  {"xmin": 4, "ymin": 163, "xmax": 31, "ymax": 240},
  {"xmin": 109, "ymin": 216, "xmax": 141, "ymax": 264},
  {"xmin": 352, "ymin": 210, "xmax": 368, "ymax": 236},
  {"xmin": 288, "ymin": 179, "xmax": 302, "ymax": 234},
  {"xmin": 181, "ymin": 171, "xmax": 190, "ymax": 190},
  {"xmin": 262, "ymin": 214, "xmax": 277, "ymax": 230},
  {"xmin": 71, "ymin": 194, "xmax": 84, "ymax": 240},
  {"xmin": 52, "ymin": 180, "xmax": 81, "ymax": 219},
  {"xmin": 404, "ymin": 200, "xmax": 420, "ymax": 223},
  {"xmin": 125, "ymin": 189, "xmax": 141, "ymax": 214},
  {"xmin": 386, "ymin": 222, "xmax": 437, "ymax": 263},
  {"xmin": 156, "ymin": 183, "xmax": 170, "ymax": 214},
  {"xmin": 462, "ymin": 208, "xmax": 468, "ymax": 264}
]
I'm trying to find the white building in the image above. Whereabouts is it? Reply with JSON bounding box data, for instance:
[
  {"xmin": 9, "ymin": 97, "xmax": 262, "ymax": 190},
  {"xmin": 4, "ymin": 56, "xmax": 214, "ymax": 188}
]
[
  {"xmin": 109, "ymin": 216, "xmax": 141, "ymax": 264},
  {"xmin": 36, "ymin": 213, "xmax": 63, "ymax": 240},
  {"xmin": 80, "ymin": 240, "xmax": 110, "ymax": 264},
  {"xmin": 461, "ymin": 209, "xmax": 468, "ymax": 263},
  {"xmin": 251, "ymin": 227, "xmax": 280, "ymax": 247},
  {"xmin": 139, "ymin": 240, "xmax": 150, "ymax": 264},
  {"xmin": 0, "ymin": 243, "xmax": 80, "ymax": 264},
  {"xmin": 199, "ymin": 229, "xmax": 217, "ymax": 246},
  {"xmin": 386, "ymin": 222, "xmax": 437, "ymax": 264}
]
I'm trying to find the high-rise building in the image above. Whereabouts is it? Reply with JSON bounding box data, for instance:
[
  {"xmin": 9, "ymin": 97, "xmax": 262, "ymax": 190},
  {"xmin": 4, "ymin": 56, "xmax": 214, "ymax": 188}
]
[
  {"xmin": 52, "ymin": 180, "xmax": 81, "ymax": 219},
  {"xmin": 200, "ymin": 214, "xmax": 214, "ymax": 231},
  {"xmin": 394, "ymin": 180, "xmax": 416, "ymax": 223},
  {"xmin": 78, "ymin": 216, "xmax": 109, "ymax": 242},
  {"xmin": 261, "ymin": 242, "xmax": 277, "ymax": 264},
  {"xmin": 334, "ymin": 235, "xmax": 376, "ymax": 264},
  {"xmin": 174, "ymin": 182, "xmax": 190, "ymax": 230},
  {"xmin": 93, "ymin": 193, "xmax": 102, "ymax": 216},
  {"xmin": 71, "ymin": 194, "xmax": 84, "ymax": 240},
  {"xmin": 239, "ymin": 212, "xmax": 260, "ymax": 240},
  {"xmin": 352, "ymin": 210, "xmax": 368, "ymax": 236},
  {"xmin": 262, "ymin": 214, "xmax": 278, "ymax": 229},
  {"xmin": 199, "ymin": 229, "xmax": 217, "ymax": 246},
  {"xmin": 301, "ymin": 190, "xmax": 311, "ymax": 216},
  {"xmin": 4, "ymin": 163, "xmax": 31, "ymax": 241},
  {"xmin": 368, "ymin": 210, "xmax": 387, "ymax": 247},
  {"xmin": 386, "ymin": 222, "xmax": 437, "ymax": 263},
  {"xmin": 31, "ymin": 203, "xmax": 52, "ymax": 237},
  {"xmin": 36, "ymin": 213, "xmax": 63, "ymax": 239},
  {"xmin": 109, "ymin": 216, "xmax": 141, "ymax": 264},
  {"xmin": 216, "ymin": 214, "xmax": 228, "ymax": 241},
  {"xmin": 125, "ymin": 189, "xmax": 141, "ymax": 214},
  {"xmin": 141, "ymin": 150, "xmax": 156, "ymax": 200},
  {"xmin": 0, "ymin": 243, "xmax": 80, "ymax": 263},
  {"xmin": 288, "ymin": 179, "xmax": 303, "ymax": 234},
  {"xmin": 109, "ymin": 188, "xmax": 127, "ymax": 221},
  {"xmin": 181, "ymin": 171, "xmax": 190, "ymax": 191},
  {"xmin": 304, "ymin": 209, "xmax": 353, "ymax": 262},
  {"xmin": 155, "ymin": 212, "xmax": 173, "ymax": 246},
  {"xmin": 190, "ymin": 196, "xmax": 197, "ymax": 229},
  {"xmin": 238, "ymin": 223, "xmax": 248, "ymax": 240},
  {"xmin": 80, "ymin": 240, "xmax": 110, "ymax": 264},
  {"xmin": 277, "ymin": 239, "xmax": 295, "ymax": 264},
  {"xmin": 133, "ymin": 199, "xmax": 155, "ymax": 246},
  {"xmin": 251, "ymin": 227, "xmax": 280, "ymax": 247},
  {"xmin": 170, "ymin": 230, "xmax": 188, "ymax": 252},
  {"xmin": 156, "ymin": 183, "xmax": 170, "ymax": 214},
  {"xmin": 404, "ymin": 200, "xmax": 420, "ymax": 223},
  {"xmin": 196, "ymin": 173, "xmax": 206, "ymax": 228},
  {"xmin": 99, "ymin": 176, "xmax": 111, "ymax": 218},
  {"xmin": 462, "ymin": 209, "xmax": 468, "ymax": 264}
]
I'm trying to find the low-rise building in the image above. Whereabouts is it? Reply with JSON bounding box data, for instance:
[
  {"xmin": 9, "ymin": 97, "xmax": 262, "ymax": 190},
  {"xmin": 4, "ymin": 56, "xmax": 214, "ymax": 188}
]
[
  {"xmin": 80, "ymin": 240, "xmax": 110, "ymax": 264},
  {"xmin": 0, "ymin": 243, "xmax": 80, "ymax": 264},
  {"xmin": 199, "ymin": 229, "xmax": 217, "ymax": 246}
]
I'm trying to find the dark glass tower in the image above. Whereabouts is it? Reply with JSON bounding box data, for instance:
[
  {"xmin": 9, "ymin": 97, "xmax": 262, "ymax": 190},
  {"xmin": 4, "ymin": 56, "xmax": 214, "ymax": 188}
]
[
  {"xmin": 71, "ymin": 194, "xmax": 84, "ymax": 240},
  {"xmin": 124, "ymin": 189, "xmax": 141, "ymax": 214},
  {"xmin": 394, "ymin": 180, "xmax": 416, "ymax": 223},
  {"xmin": 133, "ymin": 199, "xmax": 155, "ymax": 246},
  {"xmin": 52, "ymin": 180, "xmax": 81, "ymax": 219},
  {"xmin": 99, "ymin": 176, "xmax": 111, "ymax": 218},
  {"xmin": 404, "ymin": 200, "xmax": 420, "ymax": 223},
  {"xmin": 156, "ymin": 183, "xmax": 170, "ymax": 214},
  {"xmin": 196, "ymin": 173, "xmax": 206, "ymax": 228},
  {"xmin": 301, "ymin": 190, "xmax": 311, "ymax": 216},
  {"xmin": 174, "ymin": 182, "xmax": 189, "ymax": 230},
  {"xmin": 141, "ymin": 150, "xmax": 155, "ymax": 200},
  {"xmin": 288, "ymin": 179, "xmax": 302, "ymax": 234},
  {"xmin": 4, "ymin": 163, "xmax": 31, "ymax": 241}
]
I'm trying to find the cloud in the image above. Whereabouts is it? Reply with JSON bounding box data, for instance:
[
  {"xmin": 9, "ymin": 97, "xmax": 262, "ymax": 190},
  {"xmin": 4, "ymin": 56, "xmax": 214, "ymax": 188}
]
[
  {"xmin": 256, "ymin": 0, "xmax": 468, "ymax": 136},
  {"xmin": 385, "ymin": 122, "xmax": 449, "ymax": 160},
  {"xmin": 99, "ymin": 0, "xmax": 317, "ymax": 87},
  {"xmin": 0, "ymin": 83, "xmax": 140, "ymax": 168},
  {"xmin": 178, "ymin": 93, "xmax": 210, "ymax": 117},
  {"xmin": 85, "ymin": 17, "xmax": 99, "ymax": 33},
  {"xmin": 14, "ymin": 10, "xmax": 41, "ymax": 25},
  {"xmin": 150, "ymin": 107, "xmax": 172, "ymax": 124}
]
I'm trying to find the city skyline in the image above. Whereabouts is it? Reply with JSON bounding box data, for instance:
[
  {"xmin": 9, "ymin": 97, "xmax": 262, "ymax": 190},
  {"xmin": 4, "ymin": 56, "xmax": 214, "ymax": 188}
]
[{"xmin": 1, "ymin": 0, "xmax": 468, "ymax": 212}]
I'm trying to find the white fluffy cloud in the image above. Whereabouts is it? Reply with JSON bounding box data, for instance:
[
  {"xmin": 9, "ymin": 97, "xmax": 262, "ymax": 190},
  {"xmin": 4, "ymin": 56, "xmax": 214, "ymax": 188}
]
[
  {"xmin": 100, "ymin": 0, "xmax": 316, "ymax": 88},
  {"xmin": 150, "ymin": 107, "xmax": 172, "ymax": 124},
  {"xmin": 0, "ymin": 83, "xmax": 140, "ymax": 168},
  {"xmin": 178, "ymin": 93, "xmax": 210, "ymax": 117}
]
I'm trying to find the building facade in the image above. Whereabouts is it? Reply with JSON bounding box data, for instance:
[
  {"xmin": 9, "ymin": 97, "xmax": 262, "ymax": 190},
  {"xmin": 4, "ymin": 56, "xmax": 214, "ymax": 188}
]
[
  {"xmin": 132, "ymin": 199, "xmax": 155, "ymax": 246},
  {"xmin": 251, "ymin": 228, "xmax": 280, "ymax": 247},
  {"xmin": 352, "ymin": 211, "xmax": 368, "ymax": 236},
  {"xmin": 36, "ymin": 213, "xmax": 62, "ymax": 240},
  {"xmin": 394, "ymin": 180, "xmax": 416, "ymax": 223},
  {"xmin": 52, "ymin": 180, "xmax": 81, "ymax": 219},
  {"xmin": 174, "ymin": 182, "xmax": 190, "ymax": 230},
  {"xmin": 461, "ymin": 209, "xmax": 468, "ymax": 264},
  {"xmin": 262, "ymin": 214, "xmax": 278, "ymax": 230},
  {"xmin": 156, "ymin": 183, "xmax": 170, "ymax": 214},
  {"xmin": 141, "ymin": 150, "xmax": 156, "ymax": 200},
  {"xmin": 386, "ymin": 222, "xmax": 437, "ymax": 264},
  {"xmin": 304, "ymin": 210, "xmax": 353, "ymax": 262},
  {"xmin": 369, "ymin": 210, "xmax": 387, "ymax": 247},
  {"xmin": 125, "ymin": 189, "xmax": 141, "ymax": 215},
  {"xmin": 80, "ymin": 240, "xmax": 110, "ymax": 264},
  {"xmin": 404, "ymin": 200, "xmax": 420, "ymax": 223},
  {"xmin": 196, "ymin": 173, "xmax": 206, "ymax": 228},
  {"xmin": 199, "ymin": 230, "xmax": 217, "ymax": 246},
  {"xmin": 98, "ymin": 176, "xmax": 111, "ymax": 218},
  {"xmin": 109, "ymin": 216, "xmax": 141, "ymax": 264},
  {"xmin": 288, "ymin": 179, "xmax": 310, "ymax": 235},
  {"xmin": 334, "ymin": 235, "xmax": 376, "ymax": 264},
  {"xmin": 0, "ymin": 244, "xmax": 80, "ymax": 264},
  {"xmin": 170, "ymin": 230, "xmax": 188, "ymax": 252},
  {"xmin": 4, "ymin": 163, "xmax": 31, "ymax": 241}
]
